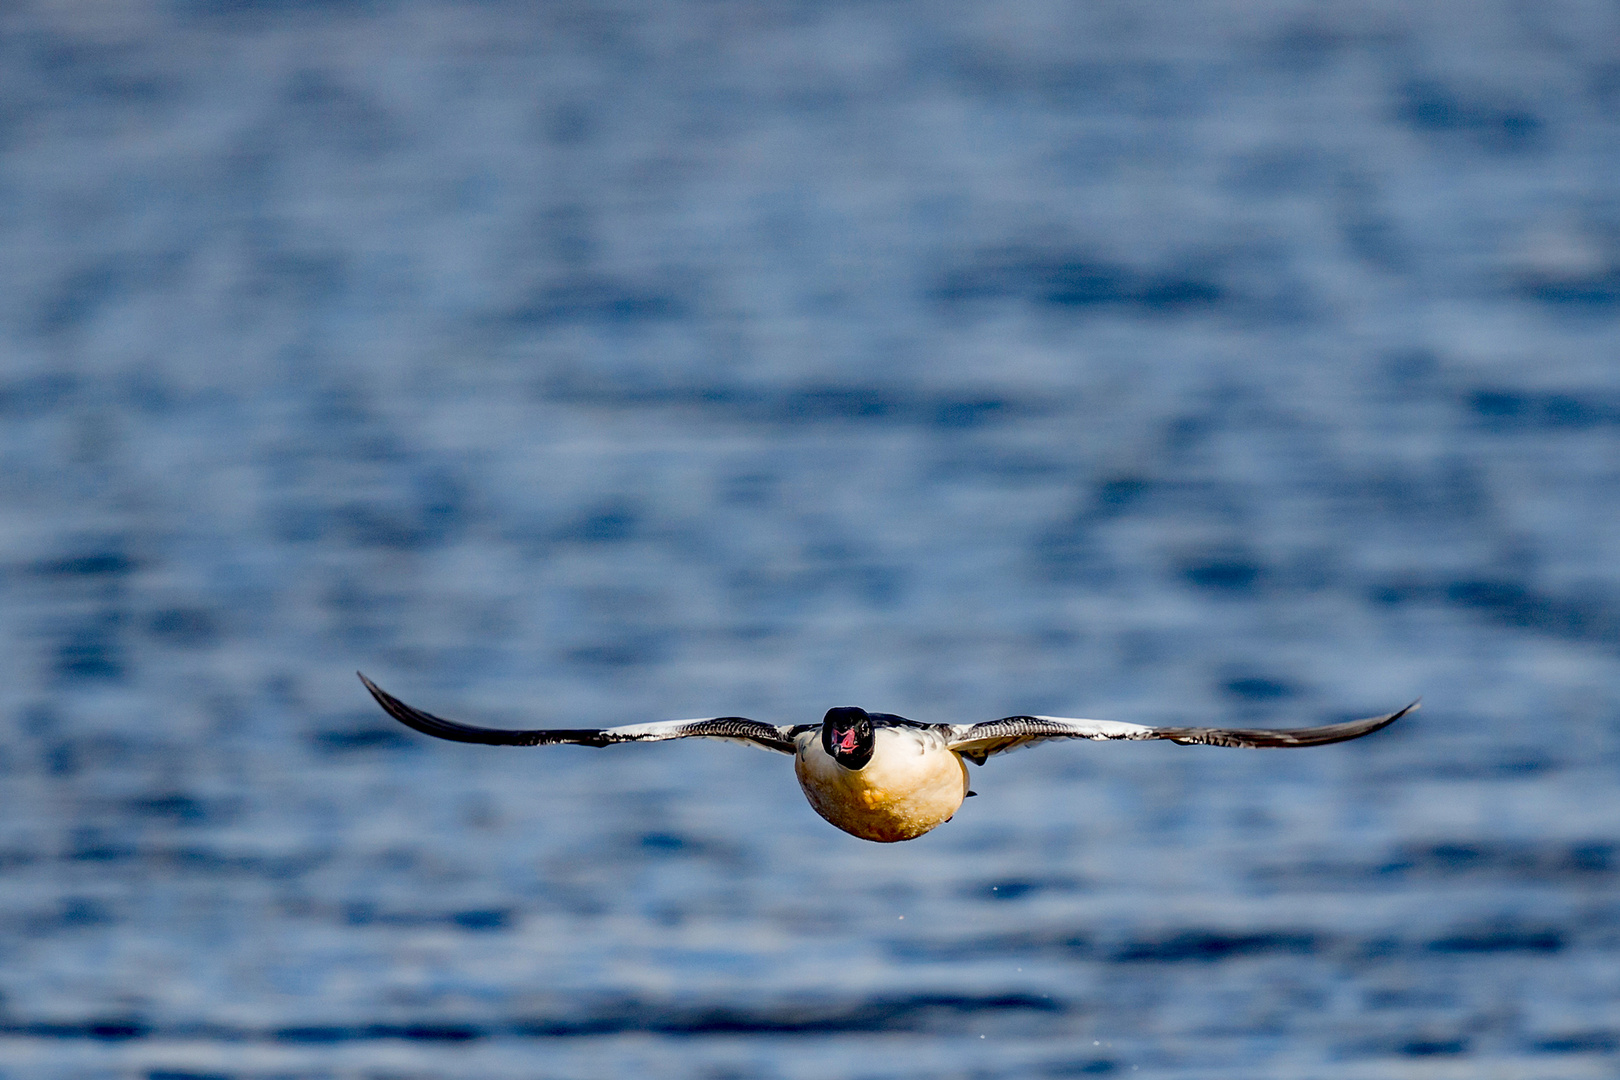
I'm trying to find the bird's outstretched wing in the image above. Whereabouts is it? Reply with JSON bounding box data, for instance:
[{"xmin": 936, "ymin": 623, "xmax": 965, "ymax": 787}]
[
  {"xmin": 358, "ymin": 673, "xmax": 796, "ymax": 754},
  {"xmin": 946, "ymin": 702, "xmax": 1417, "ymax": 765}
]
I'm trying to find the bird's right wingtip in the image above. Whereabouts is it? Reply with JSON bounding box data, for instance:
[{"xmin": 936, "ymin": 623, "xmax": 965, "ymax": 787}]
[{"xmin": 356, "ymin": 671, "xmax": 405, "ymax": 716}]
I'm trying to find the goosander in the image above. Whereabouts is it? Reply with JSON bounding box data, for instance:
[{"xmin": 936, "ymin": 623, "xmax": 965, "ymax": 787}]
[{"xmin": 358, "ymin": 673, "xmax": 1414, "ymax": 843}]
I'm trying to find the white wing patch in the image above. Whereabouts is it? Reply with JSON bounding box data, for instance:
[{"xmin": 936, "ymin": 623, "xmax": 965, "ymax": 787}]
[
  {"xmin": 1030, "ymin": 716, "xmax": 1158, "ymax": 738},
  {"xmin": 603, "ymin": 718, "xmax": 795, "ymax": 751},
  {"xmin": 946, "ymin": 715, "xmax": 1155, "ymax": 763}
]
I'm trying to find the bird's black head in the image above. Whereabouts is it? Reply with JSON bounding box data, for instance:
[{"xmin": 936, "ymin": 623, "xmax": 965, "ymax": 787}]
[{"xmin": 822, "ymin": 707, "xmax": 875, "ymax": 770}]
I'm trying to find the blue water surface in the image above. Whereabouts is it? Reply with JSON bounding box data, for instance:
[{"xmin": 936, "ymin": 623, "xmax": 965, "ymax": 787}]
[{"xmin": 2, "ymin": 2, "xmax": 1619, "ymax": 1077}]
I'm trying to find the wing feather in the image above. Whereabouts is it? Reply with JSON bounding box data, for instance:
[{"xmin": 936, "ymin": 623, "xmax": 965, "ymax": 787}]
[
  {"xmin": 358, "ymin": 673, "xmax": 795, "ymax": 754},
  {"xmin": 949, "ymin": 702, "xmax": 1416, "ymax": 763}
]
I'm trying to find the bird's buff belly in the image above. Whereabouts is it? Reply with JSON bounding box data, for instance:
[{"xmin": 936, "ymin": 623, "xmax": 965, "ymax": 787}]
[{"xmin": 795, "ymin": 735, "xmax": 970, "ymax": 842}]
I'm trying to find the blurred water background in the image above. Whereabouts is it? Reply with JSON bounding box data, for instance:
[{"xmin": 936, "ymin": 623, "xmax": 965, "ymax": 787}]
[{"xmin": 2, "ymin": 1, "xmax": 1620, "ymax": 1077}]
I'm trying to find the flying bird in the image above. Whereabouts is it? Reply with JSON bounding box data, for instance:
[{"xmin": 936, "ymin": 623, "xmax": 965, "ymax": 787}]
[{"xmin": 358, "ymin": 673, "xmax": 1415, "ymax": 843}]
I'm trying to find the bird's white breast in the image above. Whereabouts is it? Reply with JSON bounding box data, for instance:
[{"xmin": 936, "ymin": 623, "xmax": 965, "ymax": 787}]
[{"xmin": 793, "ymin": 727, "xmax": 970, "ymax": 842}]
